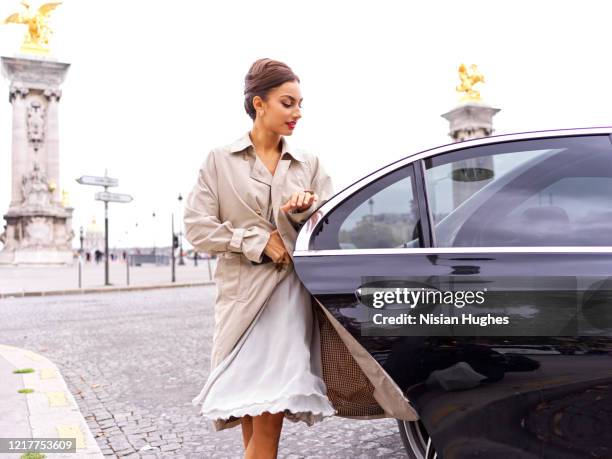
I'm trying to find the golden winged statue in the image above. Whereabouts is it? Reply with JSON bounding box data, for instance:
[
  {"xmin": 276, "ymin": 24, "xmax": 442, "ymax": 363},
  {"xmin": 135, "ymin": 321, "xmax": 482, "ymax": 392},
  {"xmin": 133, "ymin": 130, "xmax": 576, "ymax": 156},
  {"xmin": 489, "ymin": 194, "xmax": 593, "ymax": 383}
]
[
  {"xmin": 3, "ymin": 1, "xmax": 62, "ymax": 55},
  {"xmin": 456, "ymin": 63, "xmax": 485, "ymax": 102}
]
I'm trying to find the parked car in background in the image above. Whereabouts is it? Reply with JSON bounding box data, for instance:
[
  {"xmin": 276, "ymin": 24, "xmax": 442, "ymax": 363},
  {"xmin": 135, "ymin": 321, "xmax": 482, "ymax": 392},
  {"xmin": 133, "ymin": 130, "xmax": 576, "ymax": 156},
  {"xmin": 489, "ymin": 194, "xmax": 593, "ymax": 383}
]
[{"xmin": 294, "ymin": 127, "xmax": 612, "ymax": 458}]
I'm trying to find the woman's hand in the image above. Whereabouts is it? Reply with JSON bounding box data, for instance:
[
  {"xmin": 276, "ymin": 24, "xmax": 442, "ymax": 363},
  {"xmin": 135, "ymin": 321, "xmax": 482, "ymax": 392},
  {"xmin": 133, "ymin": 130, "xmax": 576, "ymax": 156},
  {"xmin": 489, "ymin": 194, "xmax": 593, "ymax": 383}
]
[
  {"xmin": 280, "ymin": 190, "xmax": 318, "ymax": 214},
  {"xmin": 263, "ymin": 229, "xmax": 290, "ymax": 271},
  {"xmin": 274, "ymin": 252, "xmax": 291, "ymax": 272}
]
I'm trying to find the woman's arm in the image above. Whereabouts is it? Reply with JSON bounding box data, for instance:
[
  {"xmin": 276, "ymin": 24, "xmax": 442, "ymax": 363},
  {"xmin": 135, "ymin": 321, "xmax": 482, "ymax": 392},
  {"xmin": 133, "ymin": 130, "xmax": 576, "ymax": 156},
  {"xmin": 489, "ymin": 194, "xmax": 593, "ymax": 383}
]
[
  {"xmin": 285, "ymin": 154, "xmax": 334, "ymax": 227},
  {"xmin": 183, "ymin": 150, "xmax": 271, "ymax": 263}
]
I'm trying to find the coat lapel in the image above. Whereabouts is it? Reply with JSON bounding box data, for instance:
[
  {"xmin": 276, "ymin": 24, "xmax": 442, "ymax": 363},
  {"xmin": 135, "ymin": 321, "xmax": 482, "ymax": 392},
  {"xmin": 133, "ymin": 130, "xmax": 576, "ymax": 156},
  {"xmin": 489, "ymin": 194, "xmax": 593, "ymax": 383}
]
[{"xmin": 249, "ymin": 154, "xmax": 274, "ymax": 187}]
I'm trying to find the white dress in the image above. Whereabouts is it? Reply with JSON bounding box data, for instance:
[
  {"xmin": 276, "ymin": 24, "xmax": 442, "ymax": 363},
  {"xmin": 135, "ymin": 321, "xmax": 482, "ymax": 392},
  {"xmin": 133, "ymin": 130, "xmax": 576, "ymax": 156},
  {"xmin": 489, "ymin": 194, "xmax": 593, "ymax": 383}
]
[{"xmin": 192, "ymin": 193, "xmax": 337, "ymax": 426}]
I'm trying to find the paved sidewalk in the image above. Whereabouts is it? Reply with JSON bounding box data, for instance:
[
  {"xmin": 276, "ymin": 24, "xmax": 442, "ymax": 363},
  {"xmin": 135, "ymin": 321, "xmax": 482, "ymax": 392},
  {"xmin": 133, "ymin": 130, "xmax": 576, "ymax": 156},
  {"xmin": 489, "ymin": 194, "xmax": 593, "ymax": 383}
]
[
  {"xmin": 0, "ymin": 260, "xmax": 218, "ymax": 298},
  {"xmin": 0, "ymin": 344, "xmax": 103, "ymax": 458}
]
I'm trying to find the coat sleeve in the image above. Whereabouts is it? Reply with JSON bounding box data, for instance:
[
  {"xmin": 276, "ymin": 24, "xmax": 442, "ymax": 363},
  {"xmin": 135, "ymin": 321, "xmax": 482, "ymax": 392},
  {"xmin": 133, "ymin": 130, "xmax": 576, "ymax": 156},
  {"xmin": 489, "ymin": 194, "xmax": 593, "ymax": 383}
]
[
  {"xmin": 286, "ymin": 153, "xmax": 334, "ymax": 228},
  {"xmin": 183, "ymin": 150, "xmax": 271, "ymax": 263}
]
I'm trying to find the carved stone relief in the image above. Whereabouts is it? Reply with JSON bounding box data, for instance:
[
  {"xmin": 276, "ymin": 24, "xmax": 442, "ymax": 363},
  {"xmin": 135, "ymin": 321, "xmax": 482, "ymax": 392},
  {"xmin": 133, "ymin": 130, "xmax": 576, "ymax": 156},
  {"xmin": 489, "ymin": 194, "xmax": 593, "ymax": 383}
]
[
  {"xmin": 9, "ymin": 84, "xmax": 29, "ymax": 102},
  {"xmin": 21, "ymin": 162, "xmax": 52, "ymax": 208},
  {"xmin": 23, "ymin": 216, "xmax": 52, "ymax": 247},
  {"xmin": 44, "ymin": 88, "xmax": 62, "ymax": 102},
  {"xmin": 26, "ymin": 99, "xmax": 45, "ymax": 149},
  {"xmin": 53, "ymin": 220, "xmax": 72, "ymax": 249}
]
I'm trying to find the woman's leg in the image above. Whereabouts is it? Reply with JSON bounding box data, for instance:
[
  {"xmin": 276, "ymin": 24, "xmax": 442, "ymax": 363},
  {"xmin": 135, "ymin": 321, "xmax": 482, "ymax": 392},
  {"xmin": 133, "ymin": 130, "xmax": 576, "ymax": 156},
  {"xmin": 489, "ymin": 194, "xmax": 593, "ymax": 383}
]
[
  {"xmin": 240, "ymin": 415, "xmax": 253, "ymax": 449},
  {"xmin": 244, "ymin": 411, "xmax": 284, "ymax": 459}
]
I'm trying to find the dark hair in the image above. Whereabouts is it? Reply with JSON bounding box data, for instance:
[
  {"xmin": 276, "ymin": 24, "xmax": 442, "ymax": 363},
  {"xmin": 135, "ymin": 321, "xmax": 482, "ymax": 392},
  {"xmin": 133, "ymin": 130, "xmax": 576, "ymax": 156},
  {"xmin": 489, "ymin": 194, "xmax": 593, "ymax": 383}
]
[{"xmin": 244, "ymin": 58, "xmax": 300, "ymax": 120}]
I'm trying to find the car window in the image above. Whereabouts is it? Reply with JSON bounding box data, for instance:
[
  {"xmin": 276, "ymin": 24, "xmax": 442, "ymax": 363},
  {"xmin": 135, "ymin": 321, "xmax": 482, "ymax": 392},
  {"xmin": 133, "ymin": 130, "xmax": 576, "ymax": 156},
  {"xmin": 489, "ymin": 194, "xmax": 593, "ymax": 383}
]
[
  {"xmin": 312, "ymin": 165, "xmax": 422, "ymax": 250},
  {"xmin": 424, "ymin": 135, "xmax": 612, "ymax": 247},
  {"xmin": 493, "ymin": 177, "xmax": 612, "ymax": 246}
]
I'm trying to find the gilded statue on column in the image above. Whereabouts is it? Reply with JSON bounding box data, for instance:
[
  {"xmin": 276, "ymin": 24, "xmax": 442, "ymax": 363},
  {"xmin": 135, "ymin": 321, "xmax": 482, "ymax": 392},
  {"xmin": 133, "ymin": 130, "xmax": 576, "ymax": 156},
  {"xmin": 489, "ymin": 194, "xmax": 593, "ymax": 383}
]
[
  {"xmin": 456, "ymin": 63, "xmax": 485, "ymax": 103},
  {"xmin": 3, "ymin": 1, "xmax": 62, "ymax": 55}
]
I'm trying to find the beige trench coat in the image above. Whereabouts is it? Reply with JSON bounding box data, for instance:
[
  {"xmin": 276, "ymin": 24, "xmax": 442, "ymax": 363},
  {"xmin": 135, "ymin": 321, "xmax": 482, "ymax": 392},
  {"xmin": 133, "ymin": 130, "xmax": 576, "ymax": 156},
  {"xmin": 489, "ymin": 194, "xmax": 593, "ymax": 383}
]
[{"xmin": 184, "ymin": 131, "xmax": 418, "ymax": 431}]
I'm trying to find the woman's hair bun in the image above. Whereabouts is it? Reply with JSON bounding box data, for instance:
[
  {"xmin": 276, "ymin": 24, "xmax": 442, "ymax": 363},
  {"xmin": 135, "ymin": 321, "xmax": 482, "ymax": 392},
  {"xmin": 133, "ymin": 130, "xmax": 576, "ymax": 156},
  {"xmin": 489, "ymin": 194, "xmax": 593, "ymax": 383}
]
[{"xmin": 244, "ymin": 58, "xmax": 300, "ymax": 120}]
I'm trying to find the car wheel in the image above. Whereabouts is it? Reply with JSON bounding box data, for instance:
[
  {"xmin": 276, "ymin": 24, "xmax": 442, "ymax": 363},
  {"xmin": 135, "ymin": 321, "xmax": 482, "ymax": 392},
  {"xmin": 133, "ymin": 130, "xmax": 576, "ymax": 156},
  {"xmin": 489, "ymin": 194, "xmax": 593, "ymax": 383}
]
[{"xmin": 397, "ymin": 419, "xmax": 437, "ymax": 459}]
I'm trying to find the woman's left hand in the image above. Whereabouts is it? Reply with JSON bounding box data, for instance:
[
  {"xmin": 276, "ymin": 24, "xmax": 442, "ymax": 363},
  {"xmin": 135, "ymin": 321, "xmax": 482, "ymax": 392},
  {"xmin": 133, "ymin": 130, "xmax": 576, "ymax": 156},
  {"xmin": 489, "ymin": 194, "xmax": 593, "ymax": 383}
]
[
  {"xmin": 280, "ymin": 190, "xmax": 318, "ymax": 214},
  {"xmin": 275, "ymin": 252, "xmax": 292, "ymax": 272}
]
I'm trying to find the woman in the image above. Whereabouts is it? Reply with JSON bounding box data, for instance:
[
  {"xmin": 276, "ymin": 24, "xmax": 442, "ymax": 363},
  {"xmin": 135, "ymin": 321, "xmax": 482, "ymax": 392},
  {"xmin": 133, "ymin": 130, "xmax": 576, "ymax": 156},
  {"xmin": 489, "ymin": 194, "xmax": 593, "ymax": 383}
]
[{"xmin": 184, "ymin": 58, "xmax": 337, "ymax": 458}]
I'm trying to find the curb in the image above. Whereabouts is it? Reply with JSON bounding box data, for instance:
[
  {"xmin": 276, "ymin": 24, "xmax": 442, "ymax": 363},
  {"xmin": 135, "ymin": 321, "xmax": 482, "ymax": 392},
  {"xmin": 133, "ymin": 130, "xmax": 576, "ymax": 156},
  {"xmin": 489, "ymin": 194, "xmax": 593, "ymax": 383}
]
[
  {"xmin": 0, "ymin": 344, "xmax": 104, "ymax": 458},
  {"xmin": 0, "ymin": 281, "xmax": 216, "ymax": 299}
]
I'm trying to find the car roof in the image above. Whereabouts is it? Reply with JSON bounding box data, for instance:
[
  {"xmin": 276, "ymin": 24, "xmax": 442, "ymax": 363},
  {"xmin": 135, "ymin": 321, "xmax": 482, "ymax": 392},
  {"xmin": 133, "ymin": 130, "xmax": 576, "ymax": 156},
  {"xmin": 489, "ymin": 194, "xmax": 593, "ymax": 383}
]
[
  {"xmin": 400, "ymin": 125, "xmax": 612, "ymax": 165},
  {"xmin": 295, "ymin": 126, "xmax": 612, "ymax": 253},
  {"xmin": 347, "ymin": 126, "xmax": 612, "ymax": 196}
]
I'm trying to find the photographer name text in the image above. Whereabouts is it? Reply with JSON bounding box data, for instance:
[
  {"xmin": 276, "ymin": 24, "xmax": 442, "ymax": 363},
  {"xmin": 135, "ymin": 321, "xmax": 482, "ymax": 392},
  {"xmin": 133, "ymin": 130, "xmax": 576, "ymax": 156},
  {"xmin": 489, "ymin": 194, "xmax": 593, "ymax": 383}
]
[{"xmin": 372, "ymin": 313, "xmax": 509, "ymax": 327}]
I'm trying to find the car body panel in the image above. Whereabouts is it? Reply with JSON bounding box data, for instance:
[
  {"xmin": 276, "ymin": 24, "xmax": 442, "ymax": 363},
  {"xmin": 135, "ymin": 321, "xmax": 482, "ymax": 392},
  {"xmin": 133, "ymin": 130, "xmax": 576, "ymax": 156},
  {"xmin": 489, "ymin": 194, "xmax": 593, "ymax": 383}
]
[{"xmin": 293, "ymin": 127, "xmax": 612, "ymax": 458}]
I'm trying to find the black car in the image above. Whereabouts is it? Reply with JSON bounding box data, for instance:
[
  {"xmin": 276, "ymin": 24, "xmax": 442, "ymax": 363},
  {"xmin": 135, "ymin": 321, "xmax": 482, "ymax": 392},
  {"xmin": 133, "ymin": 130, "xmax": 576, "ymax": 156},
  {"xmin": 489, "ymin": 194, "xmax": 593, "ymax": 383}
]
[{"xmin": 293, "ymin": 127, "xmax": 612, "ymax": 458}]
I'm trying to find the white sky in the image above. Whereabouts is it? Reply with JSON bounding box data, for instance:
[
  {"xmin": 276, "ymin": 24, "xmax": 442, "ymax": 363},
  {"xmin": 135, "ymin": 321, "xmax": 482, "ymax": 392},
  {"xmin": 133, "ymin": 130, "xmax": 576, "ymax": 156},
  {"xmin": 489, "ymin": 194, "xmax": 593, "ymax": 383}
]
[{"xmin": 1, "ymin": 0, "xmax": 611, "ymax": 249}]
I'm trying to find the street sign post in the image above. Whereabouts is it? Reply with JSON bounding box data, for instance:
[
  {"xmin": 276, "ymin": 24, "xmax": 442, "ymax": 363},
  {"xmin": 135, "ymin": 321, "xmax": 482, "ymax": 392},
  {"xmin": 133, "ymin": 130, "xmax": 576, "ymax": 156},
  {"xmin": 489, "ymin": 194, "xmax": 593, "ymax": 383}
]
[
  {"xmin": 76, "ymin": 175, "xmax": 118, "ymax": 187},
  {"xmin": 76, "ymin": 172, "xmax": 131, "ymax": 286},
  {"xmin": 95, "ymin": 192, "xmax": 133, "ymax": 203}
]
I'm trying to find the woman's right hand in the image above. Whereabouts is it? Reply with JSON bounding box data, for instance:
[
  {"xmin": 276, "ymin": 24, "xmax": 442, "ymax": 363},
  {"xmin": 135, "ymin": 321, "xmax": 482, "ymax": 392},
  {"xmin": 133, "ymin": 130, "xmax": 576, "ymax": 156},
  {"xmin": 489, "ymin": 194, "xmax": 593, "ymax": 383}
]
[{"xmin": 263, "ymin": 229, "xmax": 290, "ymax": 270}]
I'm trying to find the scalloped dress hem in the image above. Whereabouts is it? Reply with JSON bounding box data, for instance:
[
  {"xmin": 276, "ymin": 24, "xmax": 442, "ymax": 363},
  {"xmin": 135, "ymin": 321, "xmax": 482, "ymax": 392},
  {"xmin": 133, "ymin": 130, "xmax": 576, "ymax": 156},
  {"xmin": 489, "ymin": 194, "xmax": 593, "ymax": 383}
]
[
  {"xmin": 197, "ymin": 392, "xmax": 337, "ymax": 427},
  {"xmin": 192, "ymin": 267, "xmax": 337, "ymax": 429}
]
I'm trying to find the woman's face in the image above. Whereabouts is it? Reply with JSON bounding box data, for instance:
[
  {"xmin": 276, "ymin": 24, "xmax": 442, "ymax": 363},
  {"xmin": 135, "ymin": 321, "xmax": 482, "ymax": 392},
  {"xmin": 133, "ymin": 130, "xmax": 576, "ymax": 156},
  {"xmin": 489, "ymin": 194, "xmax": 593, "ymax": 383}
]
[{"xmin": 255, "ymin": 80, "xmax": 302, "ymax": 136}]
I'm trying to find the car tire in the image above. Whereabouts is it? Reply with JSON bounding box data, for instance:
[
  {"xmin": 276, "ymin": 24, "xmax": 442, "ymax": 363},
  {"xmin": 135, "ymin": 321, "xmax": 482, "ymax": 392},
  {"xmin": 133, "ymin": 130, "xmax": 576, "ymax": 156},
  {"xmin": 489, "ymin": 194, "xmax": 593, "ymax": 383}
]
[{"xmin": 397, "ymin": 419, "xmax": 438, "ymax": 459}]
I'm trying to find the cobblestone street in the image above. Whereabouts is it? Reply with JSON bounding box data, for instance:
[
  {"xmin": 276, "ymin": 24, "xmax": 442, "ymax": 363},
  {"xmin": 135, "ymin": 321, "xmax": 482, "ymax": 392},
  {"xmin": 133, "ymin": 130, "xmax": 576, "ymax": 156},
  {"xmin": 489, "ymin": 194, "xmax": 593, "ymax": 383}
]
[{"xmin": 0, "ymin": 287, "xmax": 408, "ymax": 458}]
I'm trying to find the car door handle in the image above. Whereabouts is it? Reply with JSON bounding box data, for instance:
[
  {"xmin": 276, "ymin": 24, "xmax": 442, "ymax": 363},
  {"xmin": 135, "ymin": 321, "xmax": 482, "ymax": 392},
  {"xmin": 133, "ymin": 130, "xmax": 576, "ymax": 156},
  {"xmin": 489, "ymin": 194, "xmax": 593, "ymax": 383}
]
[{"xmin": 295, "ymin": 200, "xmax": 330, "ymax": 232}]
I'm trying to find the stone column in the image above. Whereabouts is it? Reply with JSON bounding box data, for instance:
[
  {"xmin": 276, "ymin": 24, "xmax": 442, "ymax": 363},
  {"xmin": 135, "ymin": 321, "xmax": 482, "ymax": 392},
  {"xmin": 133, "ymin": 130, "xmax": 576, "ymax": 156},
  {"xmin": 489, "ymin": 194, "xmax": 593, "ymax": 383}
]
[
  {"xmin": 0, "ymin": 55, "xmax": 73, "ymax": 265},
  {"xmin": 441, "ymin": 102, "xmax": 501, "ymax": 209},
  {"xmin": 441, "ymin": 102, "xmax": 501, "ymax": 142},
  {"xmin": 9, "ymin": 85, "xmax": 29, "ymax": 208},
  {"xmin": 44, "ymin": 88, "xmax": 61, "ymax": 204}
]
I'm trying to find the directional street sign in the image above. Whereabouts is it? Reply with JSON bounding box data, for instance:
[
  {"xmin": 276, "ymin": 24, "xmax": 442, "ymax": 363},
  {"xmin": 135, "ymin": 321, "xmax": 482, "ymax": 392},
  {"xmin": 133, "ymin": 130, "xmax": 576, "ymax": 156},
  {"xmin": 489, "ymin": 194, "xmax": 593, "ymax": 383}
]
[
  {"xmin": 77, "ymin": 172, "xmax": 131, "ymax": 287},
  {"xmin": 76, "ymin": 175, "xmax": 118, "ymax": 187},
  {"xmin": 95, "ymin": 192, "xmax": 133, "ymax": 203}
]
